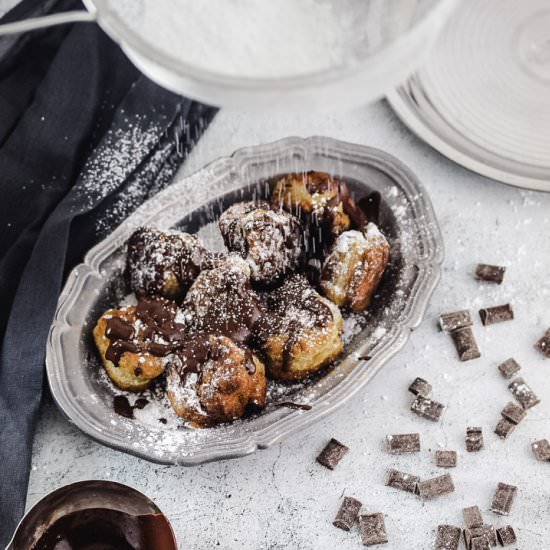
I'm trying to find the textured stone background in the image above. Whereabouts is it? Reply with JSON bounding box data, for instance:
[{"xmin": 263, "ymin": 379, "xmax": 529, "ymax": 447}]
[{"xmin": 27, "ymin": 101, "xmax": 550, "ymax": 549}]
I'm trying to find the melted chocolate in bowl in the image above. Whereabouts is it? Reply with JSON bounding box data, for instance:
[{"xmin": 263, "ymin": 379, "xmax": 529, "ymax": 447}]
[
  {"xmin": 31, "ymin": 508, "xmax": 175, "ymax": 550},
  {"xmin": 9, "ymin": 481, "xmax": 177, "ymax": 550}
]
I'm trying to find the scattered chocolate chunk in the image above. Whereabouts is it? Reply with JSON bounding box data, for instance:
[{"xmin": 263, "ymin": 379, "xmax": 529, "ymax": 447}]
[
  {"xmin": 469, "ymin": 535, "xmax": 490, "ymax": 550},
  {"xmin": 359, "ymin": 513, "xmax": 388, "ymax": 546},
  {"xmin": 386, "ymin": 433, "xmax": 421, "ymax": 454},
  {"xmin": 435, "ymin": 525, "xmax": 461, "ymax": 550},
  {"xmin": 436, "ymin": 450, "xmax": 457, "ymax": 468},
  {"xmin": 479, "ymin": 304, "xmax": 514, "ymax": 326},
  {"xmin": 465, "ymin": 525, "xmax": 497, "ymax": 549},
  {"xmin": 417, "ymin": 474, "xmax": 455, "ymax": 500},
  {"xmin": 495, "ymin": 418, "xmax": 515, "ymax": 439},
  {"xmin": 475, "ymin": 264, "xmax": 505, "ymax": 284},
  {"xmin": 490, "ymin": 482, "xmax": 517, "ymax": 516},
  {"xmin": 385, "ymin": 469, "xmax": 420, "ymax": 494},
  {"xmin": 439, "ymin": 310, "xmax": 473, "ymax": 332},
  {"xmin": 531, "ymin": 439, "xmax": 550, "ymax": 461},
  {"xmin": 411, "ymin": 395, "xmax": 445, "ymax": 422},
  {"xmin": 482, "ymin": 525, "xmax": 497, "ymax": 547},
  {"xmin": 451, "ymin": 327, "xmax": 481, "ymax": 361},
  {"xmin": 463, "ymin": 506, "xmax": 484, "ymax": 529},
  {"xmin": 333, "ymin": 496, "xmax": 362, "ymax": 531},
  {"xmin": 466, "ymin": 427, "xmax": 484, "ymax": 452},
  {"xmin": 536, "ymin": 328, "xmax": 550, "ymax": 358},
  {"xmin": 408, "ymin": 377, "xmax": 432, "ymax": 397},
  {"xmin": 501, "ymin": 402, "xmax": 526, "ymax": 425},
  {"xmin": 497, "ymin": 358, "xmax": 521, "ymax": 379},
  {"xmin": 508, "ymin": 377, "xmax": 540, "ymax": 410},
  {"xmin": 496, "ymin": 526, "xmax": 516, "ymax": 546},
  {"xmin": 316, "ymin": 438, "xmax": 349, "ymax": 470}
]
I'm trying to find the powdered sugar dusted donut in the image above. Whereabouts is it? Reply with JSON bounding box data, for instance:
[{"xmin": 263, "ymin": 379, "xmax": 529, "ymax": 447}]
[
  {"xmin": 320, "ymin": 224, "xmax": 390, "ymax": 312},
  {"xmin": 93, "ymin": 297, "xmax": 187, "ymax": 391},
  {"xmin": 271, "ymin": 171, "xmax": 366, "ymax": 244},
  {"xmin": 218, "ymin": 201, "xmax": 302, "ymax": 286},
  {"xmin": 126, "ymin": 227, "xmax": 211, "ymax": 301},
  {"xmin": 254, "ymin": 275, "xmax": 343, "ymax": 381},
  {"xmin": 181, "ymin": 255, "xmax": 263, "ymax": 345},
  {"xmin": 166, "ymin": 334, "xmax": 266, "ymax": 427}
]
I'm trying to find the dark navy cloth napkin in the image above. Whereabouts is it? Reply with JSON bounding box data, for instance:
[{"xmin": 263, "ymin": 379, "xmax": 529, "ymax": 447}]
[{"xmin": 0, "ymin": 0, "xmax": 216, "ymax": 543}]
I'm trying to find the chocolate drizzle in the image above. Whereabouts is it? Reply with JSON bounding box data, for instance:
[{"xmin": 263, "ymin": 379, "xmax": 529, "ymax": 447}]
[
  {"xmin": 183, "ymin": 259, "xmax": 265, "ymax": 345},
  {"xmin": 169, "ymin": 335, "xmax": 256, "ymax": 379},
  {"xmin": 254, "ymin": 275, "xmax": 333, "ymax": 370},
  {"xmin": 30, "ymin": 508, "xmax": 176, "ymax": 550},
  {"xmin": 105, "ymin": 297, "xmax": 187, "ymax": 365},
  {"xmin": 114, "ymin": 395, "xmax": 149, "ymax": 419}
]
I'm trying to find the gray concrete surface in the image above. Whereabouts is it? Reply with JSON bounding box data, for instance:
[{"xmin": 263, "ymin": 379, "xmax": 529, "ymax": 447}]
[{"xmin": 27, "ymin": 101, "xmax": 550, "ymax": 549}]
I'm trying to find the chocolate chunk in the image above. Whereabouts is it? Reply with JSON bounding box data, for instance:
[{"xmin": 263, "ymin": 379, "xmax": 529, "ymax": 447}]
[
  {"xmin": 490, "ymin": 482, "xmax": 517, "ymax": 516},
  {"xmin": 316, "ymin": 438, "xmax": 349, "ymax": 470},
  {"xmin": 497, "ymin": 358, "xmax": 521, "ymax": 379},
  {"xmin": 501, "ymin": 402, "xmax": 526, "ymax": 425},
  {"xmin": 411, "ymin": 395, "xmax": 445, "ymax": 422},
  {"xmin": 386, "ymin": 433, "xmax": 421, "ymax": 454},
  {"xmin": 475, "ymin": 264, "xmax": 505, "ymax": 284},
  {"xmin": 496, "ymin": 526, "xmax": 516, "ymax": 546},
  {"xmin": 469, "ymin": 536, "xmax": 490, "ymax": 550},
  {"xmin": 463, "ymin": 506, "xmax": 484, "ymax": 529},
  {"xmin": 439, "ymin": 310, "xmax": 472, "ymax": 332},
  {"xmin": 436, "ymin": 450, "xmax": 457, "ymax": 468},
  {"xmin": 494, "ymin": 418, "xmax": 516, "ymax": 439},
  {"xmin": 482, "ymin": 525, "xmax": 497, "ymax": 547},
  {"xmin": 333, "ymin": 496, "xmax": 362, "ymax": 531},
  {"xmin": 536, "ymin": 328, "xmax": 550, "ymax": 358},
  {"xmin": 359, "ymin": 513, "xmax": 388, "ymax": 546},
  {"xmin": 508, "ymin": 377, "xmax": 540, "ymax": 410},
  {"xmin": 531, "ymin": 439, "xmax": 550, "ymax": 461},
  {"xmin": 479, "ymin": 304, "xmax": 513, "ymax": 326},
  {"xmin": 385, "ymin": 469, "xmax": 420, "ymax": 494},
  {"xmin": 464, "ymin": 525, "xmax": 497, "ymax": 549},
  {"xmin": 466, "ymin": 427, "xmax": 484, "ymax": 452},
  {"xmin": 451, "ymin": 327, "xmax": 481, "ymax": 361},
  {"xmin": 417, "ymin": 474, "xmax": 455, "ymax": 499},
  {"xmin": 435, "ymin": 525, "xmax": 461, "ymax": 550},
  {"xmin": 408, "ymin": 377, "xmax": 432, "ymax": 397}
]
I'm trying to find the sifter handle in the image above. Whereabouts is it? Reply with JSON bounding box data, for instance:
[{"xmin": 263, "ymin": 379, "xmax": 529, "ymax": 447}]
[{"xmin": 0, "ymin": 9, "xmax": 96, "ymax": 36}]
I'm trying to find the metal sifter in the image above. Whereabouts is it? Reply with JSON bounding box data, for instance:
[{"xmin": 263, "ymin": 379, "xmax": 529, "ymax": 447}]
[{"xmin": 0, "ymin": 0, "xmax": 457, "ymax": 110}]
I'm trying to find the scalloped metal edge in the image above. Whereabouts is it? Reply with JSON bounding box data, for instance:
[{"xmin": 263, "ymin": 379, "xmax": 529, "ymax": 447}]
[{"xmin": 46, "ymin": 136, "xmax": 444, "ymax": 465}]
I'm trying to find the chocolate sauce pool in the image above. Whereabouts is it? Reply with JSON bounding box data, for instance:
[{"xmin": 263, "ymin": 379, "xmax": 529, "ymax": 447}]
[{"xmin": 31, "ymin": 508, "xmax": 175, "ymax": 550}]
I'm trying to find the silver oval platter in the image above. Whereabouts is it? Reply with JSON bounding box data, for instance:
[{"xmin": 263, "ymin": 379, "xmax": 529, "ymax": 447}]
[{"xmin": 46, "ymin": 136, "xmax": 444, "ymax": 465}]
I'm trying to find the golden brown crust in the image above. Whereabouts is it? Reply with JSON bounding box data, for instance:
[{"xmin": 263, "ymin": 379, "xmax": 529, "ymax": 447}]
[
  {"xmin": 126, "ymin": 227, "xmax": 210, "ymax": 301},
  {"xmin": 320, "ymin": 224, "xmax": 390, "ymax": 312},
  {"xmin": 218, "ymin": 201, "xmax": 302, "ymax": 286},
  {"xmin": 166, "ymin": 335, "xmax": 266, "ymax": 427},
  {"xmin": 93, "ymin": 307, "xmax": 165, "ymax": 392},
  {"xmin": 255, "ymin": 275, "xmax": 343, "ymax": 381},
  {"xmin": 271, "ymin": 171, "xmax": 358, "ymax": 239}
]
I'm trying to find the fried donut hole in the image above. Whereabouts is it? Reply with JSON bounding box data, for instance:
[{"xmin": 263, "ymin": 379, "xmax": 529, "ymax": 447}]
[
  {"xmin": 271, "ymin": 171, "xmax": 365, "ymax": 241},
  {"xmin": 93, "ymin": 306, "xmax": 165, "ymax": 392},
  {"xmin": 255, "ymin": 275, "xmax": 343, "ymax": 381},
  {"xmin": 218, "ymin": 200, "xmax": 302, "ymax": 286},
  {"xmin": 166, "ymin": 334, "xmax": 266, "ymax": 427},
  {"xmin": 126, "ymin": 227, "xmax": 210, "ymax": 301},
  {"xmin": 320, "ymin": 224, "xmax": 390, "ymax": 312},
  {"xmin": 181, "ymin": 256, "xmax": 263, "ymax": 345}
]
